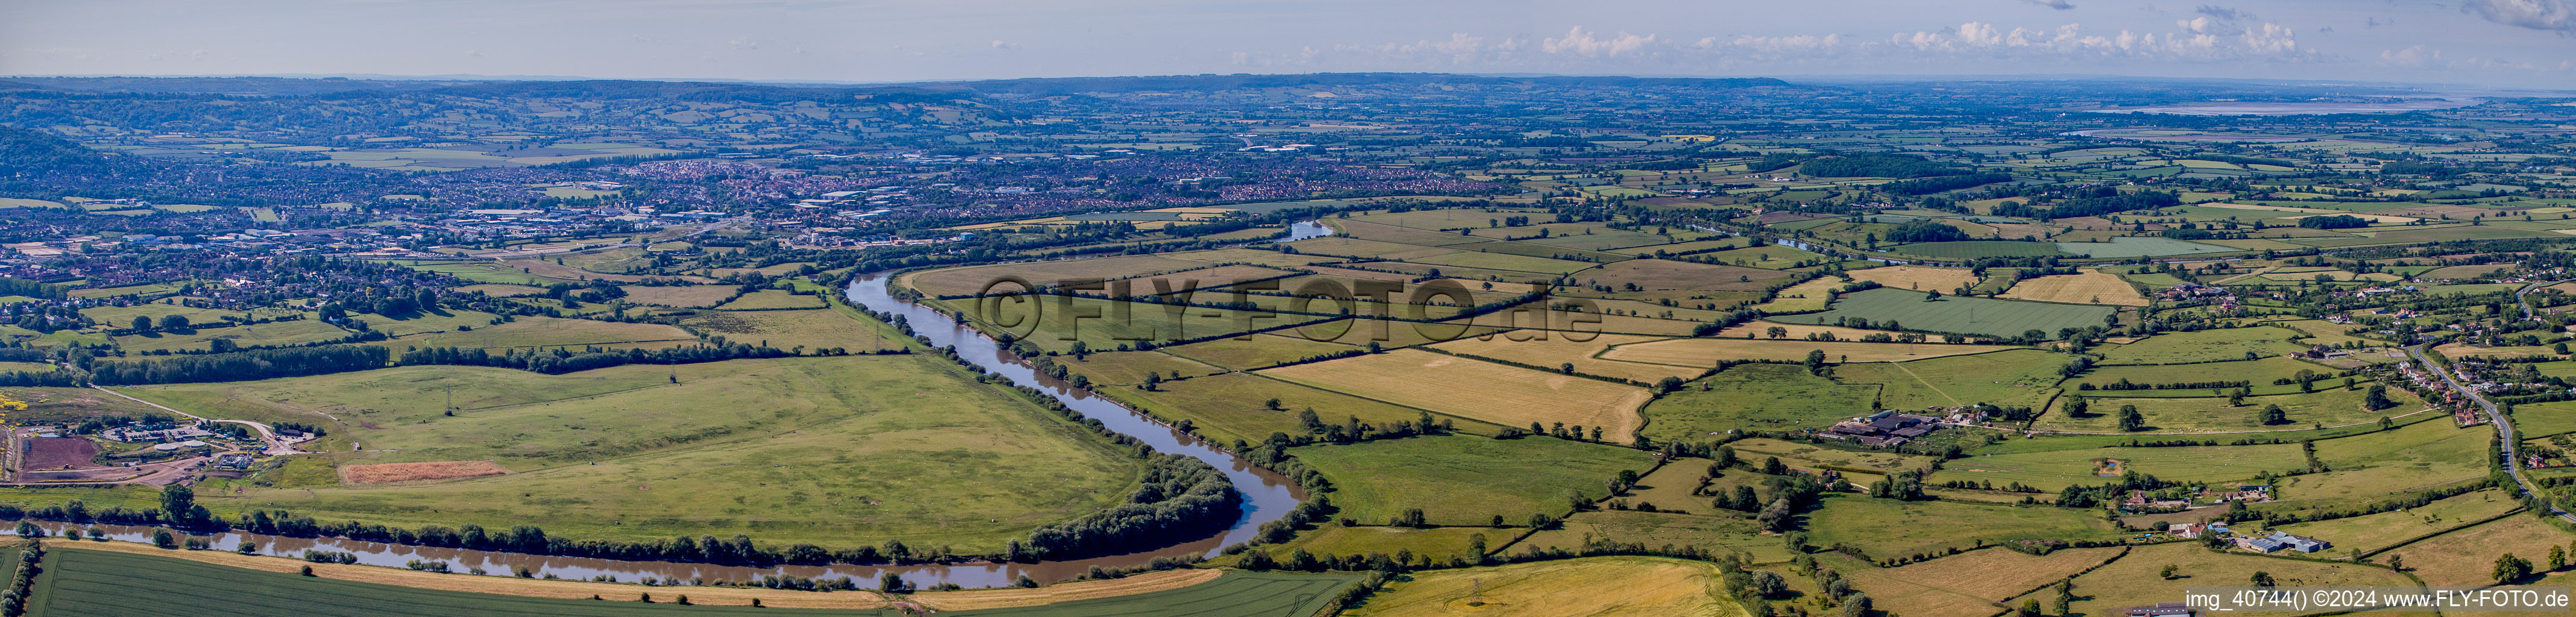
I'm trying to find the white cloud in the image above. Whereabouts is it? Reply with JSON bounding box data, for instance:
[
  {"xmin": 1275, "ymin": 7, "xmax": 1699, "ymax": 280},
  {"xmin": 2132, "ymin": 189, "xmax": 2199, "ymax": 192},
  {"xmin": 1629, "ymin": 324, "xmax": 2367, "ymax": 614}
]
[
  {"xmin": 2464, "ymin": 0, "xmax": 2576, "ymax": 33},
  {"xmin": 2379, "ymin": 45, "xmax": 2439, "ymax": 67},
  {"xmin": 1541, "ymin": 27, "xmax": 1657, "ymax": 57},
  {"xmin": 2024, "ymin": 0, "xmax": 2077, "ymax": 10}
]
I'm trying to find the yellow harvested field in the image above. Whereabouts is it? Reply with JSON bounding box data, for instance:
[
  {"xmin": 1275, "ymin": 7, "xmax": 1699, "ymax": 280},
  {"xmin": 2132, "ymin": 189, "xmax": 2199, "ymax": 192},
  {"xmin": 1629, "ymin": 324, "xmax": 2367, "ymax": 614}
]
[
  {"xmin": 2000, "ymin": 269, "xmax": 2149, "ymax": 306},
  {"xmin": 1847, "ymin": 266, "xmax": 1980, "ymax": 292},
  {"xmin": 1830, "ymin": 548, "xmax": 2123, "ymax": 617},
  {"xmin": 1429, "ymin": 333, "xmax": 1703, "ymax": 383},
  {"xmin": 338, "ymin": 460, "xmax": 509, "ymax": 484},
  {"xmin": 1752, "ymin": 278, "xmax": 1841, "ymax": 313},
  {"xmin": 1344, "ymin": 557, "xmax": 1728, "ymax": 617},
  {"xmin": 1601, "ymin": 337, "xmax": 2023, "ymax": 365},
  {"xmin": 1261, "ymin": 349, "xmax": 1649, "ymax": 437}
]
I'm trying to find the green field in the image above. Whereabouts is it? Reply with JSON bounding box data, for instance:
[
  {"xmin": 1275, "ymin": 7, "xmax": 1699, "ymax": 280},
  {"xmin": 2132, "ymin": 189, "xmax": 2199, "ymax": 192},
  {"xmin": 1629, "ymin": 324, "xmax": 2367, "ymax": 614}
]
[
  {"xmin": 1934, "ymin": 440, "xmax": 2304, "ymax": 490},
  {"xmin": 2066, "ymin": 356, "xmax": 2340, "ymax": 392},
  {"xmin": 680, "ymin": 308, "xmax": 907, "ymax": 352},
  {"xmin": 1290, "ymin": 434, "xmax": 1655, "ymax": 525},
  {"xmin": 954, "ymin": 571, "xmax": 1362, "ymax": 617},
  {"xmin": 387, "ymin": 316, "xmax": 694, "ymax": 350},
  {"xmin": 113, "ymin": 318, "xmax": 351, "ymax": 352},
  {"xmin": 1105, "ymin": 372, "xmax": 1464, "ymax": 448},
  {"xmin": 2277, "ymin": 419, "xmax": 2491, "ymax": 504},
  {"xmin": 118, "ymin": 356, "xmax": 1150, "ymax": 551},
  {"xmin": 1803, "ymin": 495, "xmax": 2123, "ymax": 559},
  {"xmin": 24, "ymin": 547, "xmax": 895, "ymax": 616},
  {"xmin": 715, "ymin": 289, "xmax": 828, "ymax": 310},
  {"xmin": 2053, "ymin": 236, "xmax": 2239, "ymax": 257},
  {"xmin": 352, "ymin": 309, "xmax": 505, "ymax": 337},
  {"xmin": 1639, "ymin": 364, "xmax": 1881, "ymax": 441},
  {"xmin": 1883, "ymin": 241, "xmax": 2064, "ymax": 258},
  {"xmin": 1158, "ymin": 333, "xmax": 1360, "ymax": 371},
  {"xmin": 1772, "ymin": 287, "xmax": 2113, "ymax": 339},
  {"xmin": 1517, "ymin": 510, "xmax": 1793, "ymax": 563},
  {"xmin": 2096, "ymin": 326, "xmax": 2313, "ymax": 365},
  {"xmin": 1831, "ymin": 349, "xmax": 2070, "ymax": 409},
  {"xmin": 2266, "ymin": 489, "xmax": 2519, "ymax": 553},
  {"xmin": 2037, "ymin": 387, "xmax": 2419, "ymax": 433}
]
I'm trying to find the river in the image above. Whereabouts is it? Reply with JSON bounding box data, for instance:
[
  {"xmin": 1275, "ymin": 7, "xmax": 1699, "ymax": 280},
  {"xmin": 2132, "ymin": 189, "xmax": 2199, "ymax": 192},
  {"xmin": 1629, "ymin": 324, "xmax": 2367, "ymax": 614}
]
[{"xmin": 4, "ymin": 222, "xmax": 1337, "ymax": 589}]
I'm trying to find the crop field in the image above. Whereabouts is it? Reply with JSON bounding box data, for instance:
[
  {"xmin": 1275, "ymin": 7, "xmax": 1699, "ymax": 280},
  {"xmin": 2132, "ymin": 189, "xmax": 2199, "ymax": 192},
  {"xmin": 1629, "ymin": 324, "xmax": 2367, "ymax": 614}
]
[
  {"xmin": 2014, "ymin": 542, "xmax": 2413, "ymax": 617},
  {"xmin": 1638, "ymin": 365, "xmax": 1881, "ymax": 440},
  {"xmin": 351, "ymin": 309, "xmax": 504, "ymax": 337},
  {"xmin": 2379, "ymin": 515, "xmax": 2575, "ymax": 586},
  {"xmin": 953, "ymin": 295, "xmax": 1336, "ymax": 354},
  {"xmin": 1277, "ymin": 237, "xmax": 1465, "ymax": 260},
  {"xmin": 1804, "ymin": 496, "xmax": 2123, "ymax": 559},
  {"xmin": 1831, "ymin": 349, "xmax": 2070, "ymax": 409},
  {"xmin": 1109, "ymin": 372, "xmax": 1461, "ymax": 446},
  {"xmin": 1567, "ymin": 259, "xmax": 1792, "ymax": 298},
  {"xmin": 1427, "ymin": 333, "xmax": 1701, "ymax": 383},
  {"xmin": 1343, "ymin": 557, "xmax": 1728, "ymax": 617},
  {"xmin": 1934, "ymin": 442, "xmax": 2304, "ymax": 491},
  {"xmin": 2094, "ymin": 326, "xmax": 2311, "ymax": 365},
  {"xmin": 1289, "ymin": 434, "xmax": 1654, "ymax": 525},
  {"xmin": 338, "ymin": 460, "xmax": 509, "ymax": 484},
  {"xmin": 905, "ymin": 255, "xmax": 1217, "ymax": 297},
  {"xmin": 113, "ymin": 318, "xmax": 351, "ymax": 352},
  {"xmin": 1751, "ymin": 277, "xmax": 1840, "ymax": 312},
  {"xmin": 130, "ymin": 356, "xmax": 1149, "ymax": 551},
  {"xmin": 1885, "ymin": 240, "xmax": 2064, "ymax": 258},
  {"xmin": 681, "ymin": 307, "xmax": 906, "ymax": 352},
  {"xmin": 2000, "ymin": 269, "xmax": 2150, "ymax": 305},
  {"xmin": 1603, "ymin": 337, "xmax": 2023, "ymax": 365},
  {"xmin": 1825, "ymin": 547, "xmax": 2122, "ymax": 617},
  {"xmin": 620, "ymin": 284, "xmax": 741, "ymax": 307},
  {"xmin": 2038, "ymin": 387, "xmax": 2416, "ymax": 433},
  {"xmin": 1771, "ymin": 287, "xmax": 2114, "ymax": 339},
  {"xmin": 1844, "ymin": 265, "xmax": 1980, "ymax": 292},
  {"xmin": 1060, "ymin": 351, "xmax": 1227, "ymax": 386},
  {"xmin": 2052, "ymin": 236, "xmax": 2239, "ymax": 257},
  {"xmin": 2267, "ymin": 489, "xmax": 2518, "ymax": 554},
  {"xmin": 79, "ymin": 302, "xmax": 250, "ymax": 326},
  {"xmin": 1260, "ymin": 349, "xmax": 1651, "ymax": 438},
  {"xmin": 1157, "ymin": 333, "xmax": 1359, "ymax": 370},
  {"xmin": 22, "ymin": 547, "xmax": 902, "ymax": 616},
  {"xmin": 390, "ymin": 316, "xmax": 695, "ymax": 350}
]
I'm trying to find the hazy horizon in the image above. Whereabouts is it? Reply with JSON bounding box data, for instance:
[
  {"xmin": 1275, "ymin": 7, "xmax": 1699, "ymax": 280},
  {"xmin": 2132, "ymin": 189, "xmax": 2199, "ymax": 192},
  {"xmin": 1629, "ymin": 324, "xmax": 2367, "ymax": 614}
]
[{"xmin": 8, "ymin": 0, "xmax": 2576, "ymax": 89}]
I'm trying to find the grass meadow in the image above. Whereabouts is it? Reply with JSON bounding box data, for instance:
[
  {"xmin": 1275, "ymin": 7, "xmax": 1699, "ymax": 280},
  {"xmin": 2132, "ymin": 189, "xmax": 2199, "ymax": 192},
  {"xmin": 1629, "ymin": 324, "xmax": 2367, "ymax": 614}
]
[
  {"xmin": 1772, "ymin": 287, "xmax": 2112, "ymax": 339},
  {"xmin": 1290, "ymin": 434, "xmax": 1654, "ymax": 525}
]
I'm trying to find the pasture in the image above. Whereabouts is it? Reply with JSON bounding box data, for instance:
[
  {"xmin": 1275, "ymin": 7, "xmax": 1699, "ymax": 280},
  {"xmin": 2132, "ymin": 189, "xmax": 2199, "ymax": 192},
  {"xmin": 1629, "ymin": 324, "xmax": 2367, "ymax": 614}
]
[
  {"xmin": 904, "ymin": 255, "xmax": 1217, "ymax": 298},
  {"xmin": 2267, "ymin": 489, "xmax": 2518, "ymax": 554},
  {"xmin": 22, "ymin": 547, "xmax": 897, "ymax": 616},
  {"xmin": 681, "ymin": 307, "xmax": 907, "ymax": 352},
  {"xmin": 1771, "ymin": 287, "xmax": 2114, "ymax": 339},
  {"xmin": 1110, "ymin": 373, "xmax": 1466, "ymax": 448},
  {"xmin": 2013, "ymin": 542, "xmax": 2413, "ymax": 617},
  {"xmin": 1288, "ymin": 434, "xmax": 1654, "ymax": 525},
  {"xmin": 1157, "ymin": 333, "xmax": 1359, "ymax": 370},
  {"xmin": 1517, "ymin": 510, "xmax": 1788, "ymax": 563},
  {"xmin": 2094, "ymin": 326, "xmax": 2311, "ymax": 365},
  {"xmin": 2379, "ymin": 515, "xmax": 2575, "ymax": 586},
  {"xmin": 1933, "ymin": 441, "xmax": 2304, "ymax": 491},
  {"xmin": 389, "ymin": 316, "xmax": 694, "ymax": 351},
  {"xmin": 1260, "ymin": 349, "xmax": 1651, "ymax": 439},
  {"xmin": 1751, "ymin": 277, "xmax": 1841, "ymax": 312},
  {"xmin": 716, "ymin": 289, "xmax": 828, "ymax": 310},
  {"xmin": 1637, "ymin": 365, "xmax": 1882, "ymax": 440},
  {"xmin": 1344, "ymin": 557, "xmax": 1728, "ymax": 617},
  {"xmin": 2279, "ymin": 419, "xmax": 2491, "ymax": 504},
  {"xmin": 1844, "ymin": 265, "xmax": 1979, "ymax": 292},
  {"xmin": 1803, "ymin": 496, "xmax": 2123, "ymax": 559},
  {"xmin": 1831, "ymin": 349, "xmax": 2070, "ymax": 409},
  {"xmin": 131, "ymin": 356, "xmax": 1151, "ymax": 551},
  {"xmin": 2038, "ymin": 387, "xmax": 2415, "ymax": 433},
  {"xmin": 1727, "ymin": 438, "xmax": 1941, "ymax": 477},
  {"xmin": 620, "ymin": 284, "xmax": 742, "ymax": 307},
  {"xmin": 1825, "ymin": 547, "xmax": 2123, "ymax": 617},
  {"xmin": 952, "ymin": 571, "xmax": 1361, "ymax": 616},
  {"xmin": 113, "ymin": 319, "xmax": 351, "ymax": 352}
]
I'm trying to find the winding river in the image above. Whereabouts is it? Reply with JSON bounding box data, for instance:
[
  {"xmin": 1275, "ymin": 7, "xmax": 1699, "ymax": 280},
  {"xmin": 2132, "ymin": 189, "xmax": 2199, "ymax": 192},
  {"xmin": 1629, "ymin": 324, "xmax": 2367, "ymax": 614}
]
[{"xmin": 6, "ymin": 222, "xmax": 1332, "ymax": 589}]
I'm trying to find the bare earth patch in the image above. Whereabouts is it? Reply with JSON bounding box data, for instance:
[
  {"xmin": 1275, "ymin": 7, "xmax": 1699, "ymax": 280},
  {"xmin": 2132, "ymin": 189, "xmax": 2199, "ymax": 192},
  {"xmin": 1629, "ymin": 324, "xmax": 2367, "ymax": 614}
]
[{"xmin": 339, "ymin": 460, "xmax": 509, "ymax": 484}]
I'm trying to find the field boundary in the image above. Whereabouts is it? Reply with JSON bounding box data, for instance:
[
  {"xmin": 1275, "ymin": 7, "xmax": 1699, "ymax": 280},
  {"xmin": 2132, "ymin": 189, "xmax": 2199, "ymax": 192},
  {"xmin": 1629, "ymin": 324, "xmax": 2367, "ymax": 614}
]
[{"xmin": 2357, "ymin": 506, "xmax": 2528, "ymax": 559}]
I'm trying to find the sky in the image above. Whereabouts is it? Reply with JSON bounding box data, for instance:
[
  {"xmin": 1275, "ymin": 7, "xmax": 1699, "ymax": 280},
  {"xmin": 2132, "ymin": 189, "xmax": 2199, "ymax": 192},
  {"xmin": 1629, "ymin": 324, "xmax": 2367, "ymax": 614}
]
[{"xmin": 4, "ymin": 0, "xmax": 2576, "ymax": 89}]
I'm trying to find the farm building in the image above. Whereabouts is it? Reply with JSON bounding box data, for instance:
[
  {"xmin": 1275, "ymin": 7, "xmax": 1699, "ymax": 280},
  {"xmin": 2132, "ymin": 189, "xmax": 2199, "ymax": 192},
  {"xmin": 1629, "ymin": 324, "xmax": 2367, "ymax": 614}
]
[{"xmin": 2245, "ymin": 531, "xmax": 2329, "ymax": 554}]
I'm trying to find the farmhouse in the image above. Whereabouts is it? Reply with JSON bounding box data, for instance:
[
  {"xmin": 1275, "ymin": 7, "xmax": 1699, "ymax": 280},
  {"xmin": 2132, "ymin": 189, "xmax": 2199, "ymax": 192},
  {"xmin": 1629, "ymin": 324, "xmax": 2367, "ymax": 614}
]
[
  {"xmin": 2166, "ymin": 522, "xmax": 2206, "ymax": 539},
  {"xmin": 1819, "ymin": 411, "xmax": 1946, "ymax": 447}
]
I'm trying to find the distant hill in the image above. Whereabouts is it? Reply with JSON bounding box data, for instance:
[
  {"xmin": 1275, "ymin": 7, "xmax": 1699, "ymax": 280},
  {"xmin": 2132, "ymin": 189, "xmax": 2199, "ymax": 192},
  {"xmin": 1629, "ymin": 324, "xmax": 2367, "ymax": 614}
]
[{"xmin": 0, "ymin": 126, "xmax": 115, "ymax": 175}]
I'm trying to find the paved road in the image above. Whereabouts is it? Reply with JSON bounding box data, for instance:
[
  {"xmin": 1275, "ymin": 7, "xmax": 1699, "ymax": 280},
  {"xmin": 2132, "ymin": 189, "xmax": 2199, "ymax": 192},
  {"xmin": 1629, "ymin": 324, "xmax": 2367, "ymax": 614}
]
[
  {"xmin": 2405, "ymin": 278, "xmax": 2576, "ymax": 524},
  {"xmin": 88, "ymin": 385, "xmax": 303, "ymax": 456}
]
